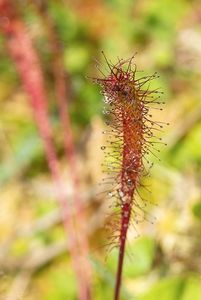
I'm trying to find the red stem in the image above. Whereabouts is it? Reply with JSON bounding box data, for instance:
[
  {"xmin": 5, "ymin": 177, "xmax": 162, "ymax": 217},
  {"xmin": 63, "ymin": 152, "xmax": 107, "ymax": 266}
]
[
  {"xmin": 114, "ymin": 111, "xmax": 136, "ymax": 300},
  {"xmin": 114, "ymin": 208, "xmax": 131, "ymax": 300},
  {"xmin": 36, "ymin": 5, "xmax": 91, "ymax": 295}
]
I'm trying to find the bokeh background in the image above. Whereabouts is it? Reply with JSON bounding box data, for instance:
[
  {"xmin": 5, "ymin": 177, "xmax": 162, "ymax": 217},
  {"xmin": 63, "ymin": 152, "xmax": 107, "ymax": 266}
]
[{"xmin": 0, "ymin": 0, "xmax": 201, "ymax": 299}]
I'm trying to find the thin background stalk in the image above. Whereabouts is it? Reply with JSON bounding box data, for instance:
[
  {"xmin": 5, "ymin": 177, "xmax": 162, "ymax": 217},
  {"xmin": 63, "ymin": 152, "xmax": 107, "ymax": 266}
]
[
  {"xmin": 0, "ymin": 1, "xmax": 91, "ymax": 299},
  {"xmin": 33, "ymin": 2, "xmax": 91, "ymax": 295}
]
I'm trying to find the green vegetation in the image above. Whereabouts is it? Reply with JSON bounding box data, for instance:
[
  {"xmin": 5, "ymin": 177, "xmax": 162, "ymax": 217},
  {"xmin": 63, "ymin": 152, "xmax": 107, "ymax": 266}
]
[{"xmin": 0, "ymin": 0, "xmax": 201, "ymax": 299}]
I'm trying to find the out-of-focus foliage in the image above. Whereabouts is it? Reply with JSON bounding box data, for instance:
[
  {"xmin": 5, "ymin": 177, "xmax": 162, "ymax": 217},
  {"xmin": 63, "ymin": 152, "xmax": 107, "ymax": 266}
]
[{"xmin": 0, "ymin": 0, "xmax": 201, "ymax": 299}]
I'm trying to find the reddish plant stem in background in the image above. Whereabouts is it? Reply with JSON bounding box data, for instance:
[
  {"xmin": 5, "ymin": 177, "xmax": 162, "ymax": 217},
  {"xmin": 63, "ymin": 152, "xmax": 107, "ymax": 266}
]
[
  {"xmin": 0, "ymin": 1, "xmax": 90, "ymax": 299},
  {"xmin": 33, "ymin": 2, "xmax": 91, "ymax": 295}
]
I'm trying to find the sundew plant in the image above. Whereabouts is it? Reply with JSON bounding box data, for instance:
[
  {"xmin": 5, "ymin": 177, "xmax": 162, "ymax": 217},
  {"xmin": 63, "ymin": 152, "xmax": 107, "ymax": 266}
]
[{"xmin": 94, "ymin": 52, "xmax": 168, "ymax": 300}]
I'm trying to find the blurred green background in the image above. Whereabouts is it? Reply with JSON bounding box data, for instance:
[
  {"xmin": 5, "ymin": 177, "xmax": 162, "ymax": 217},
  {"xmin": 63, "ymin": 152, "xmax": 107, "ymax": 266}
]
[{"xmin": 0, "ymin": 0, "xmax": 201, "ymax": 299}]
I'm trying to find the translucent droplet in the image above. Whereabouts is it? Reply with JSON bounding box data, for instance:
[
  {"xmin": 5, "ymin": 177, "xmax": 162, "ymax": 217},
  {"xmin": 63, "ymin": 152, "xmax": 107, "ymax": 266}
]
[
  {"xmin": 127, "ymin": 179, "xmax": 133, "ymax": 186},
  {"xmin": 101, "ymin": 146, "xmax": 106, "ymax": 150}
]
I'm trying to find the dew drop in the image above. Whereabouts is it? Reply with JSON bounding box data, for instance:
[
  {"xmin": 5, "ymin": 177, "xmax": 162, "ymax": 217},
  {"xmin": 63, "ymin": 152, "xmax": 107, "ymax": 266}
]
[
  {"xmin": 127, "ymin": 179, "xmax": 133, "ymax": 186},
  {"xmin": 101, "ymin": 146, "xmax": 106, "ymax": 150}
]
